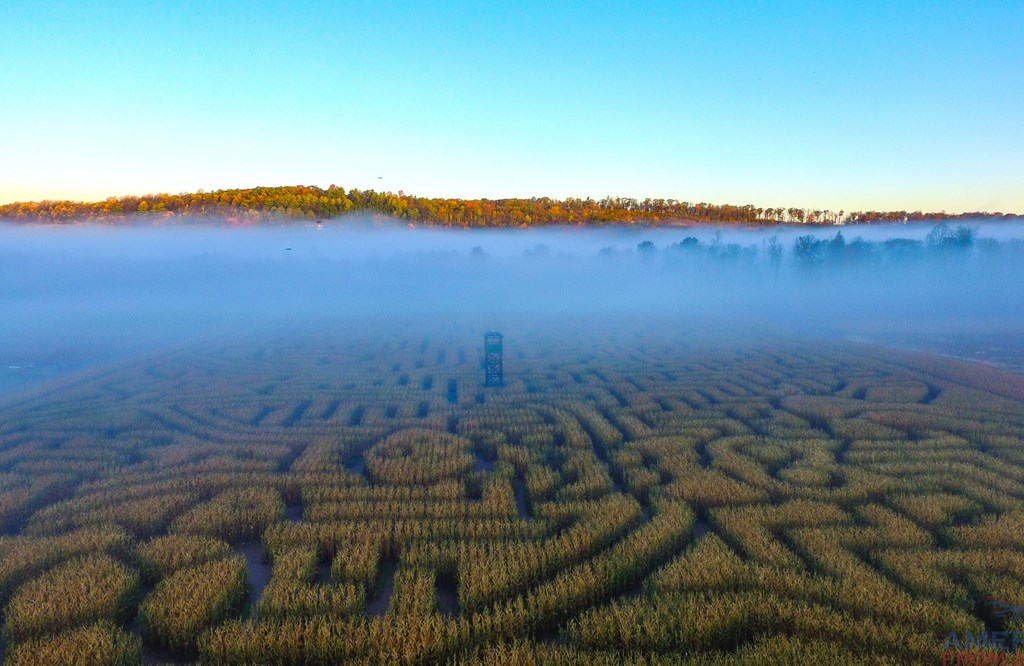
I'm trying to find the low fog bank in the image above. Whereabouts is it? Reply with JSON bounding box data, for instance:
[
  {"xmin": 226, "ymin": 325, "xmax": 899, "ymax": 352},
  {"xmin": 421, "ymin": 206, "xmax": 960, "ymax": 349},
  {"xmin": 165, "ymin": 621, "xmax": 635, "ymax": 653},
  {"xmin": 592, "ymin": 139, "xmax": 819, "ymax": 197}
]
[{"xmin": 2, "ymin": 219, "xmax": 1023, "ymax": 393}]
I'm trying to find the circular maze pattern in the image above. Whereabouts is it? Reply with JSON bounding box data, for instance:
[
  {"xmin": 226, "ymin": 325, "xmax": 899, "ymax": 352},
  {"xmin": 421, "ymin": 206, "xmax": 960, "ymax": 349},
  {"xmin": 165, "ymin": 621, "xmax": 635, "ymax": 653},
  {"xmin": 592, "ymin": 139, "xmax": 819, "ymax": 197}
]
[
  {"xmin": 364, "ymin": 429, "xmax": 474, "ymax": 486},
  {"xmin": 1, "ymin": 325, "xmax": 1024, "ymax": 664}
]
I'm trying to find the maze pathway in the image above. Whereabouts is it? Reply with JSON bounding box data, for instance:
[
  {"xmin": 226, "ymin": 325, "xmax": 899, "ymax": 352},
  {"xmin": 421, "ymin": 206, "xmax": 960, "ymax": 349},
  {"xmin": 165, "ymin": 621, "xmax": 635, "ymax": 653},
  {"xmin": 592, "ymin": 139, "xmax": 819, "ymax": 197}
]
[{"xmin": 2, "ymin": 324, "xmax": 1024, "ymax": 664}]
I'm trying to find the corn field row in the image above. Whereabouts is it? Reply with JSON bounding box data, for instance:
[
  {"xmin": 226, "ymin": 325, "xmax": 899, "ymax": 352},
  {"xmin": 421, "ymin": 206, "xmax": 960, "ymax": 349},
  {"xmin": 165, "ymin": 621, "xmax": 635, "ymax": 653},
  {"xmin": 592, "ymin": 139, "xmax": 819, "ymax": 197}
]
[{"xmin": 1, "ymin": 327, "xmax": 1024, "ymax": 663}]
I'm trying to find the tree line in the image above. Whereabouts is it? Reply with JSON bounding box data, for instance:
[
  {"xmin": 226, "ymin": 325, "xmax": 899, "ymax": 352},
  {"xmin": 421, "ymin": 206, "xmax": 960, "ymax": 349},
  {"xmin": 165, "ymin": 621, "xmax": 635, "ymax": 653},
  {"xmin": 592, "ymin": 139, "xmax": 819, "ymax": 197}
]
[
  {"xmin": 620, "ymin": 223, "xmax": 992, "ymax": 270},
  {"xmin": 0, "ymin": 185, "xmax": 1018, "ymax": 227}
]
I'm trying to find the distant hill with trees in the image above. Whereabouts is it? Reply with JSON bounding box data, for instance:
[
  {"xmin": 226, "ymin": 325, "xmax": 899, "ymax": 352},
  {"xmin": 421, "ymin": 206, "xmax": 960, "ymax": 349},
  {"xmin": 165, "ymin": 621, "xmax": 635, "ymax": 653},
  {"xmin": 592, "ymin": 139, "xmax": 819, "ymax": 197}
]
[{"xmin": 0, "ymin": 185, "xmax": 1018, "ymax": 227}]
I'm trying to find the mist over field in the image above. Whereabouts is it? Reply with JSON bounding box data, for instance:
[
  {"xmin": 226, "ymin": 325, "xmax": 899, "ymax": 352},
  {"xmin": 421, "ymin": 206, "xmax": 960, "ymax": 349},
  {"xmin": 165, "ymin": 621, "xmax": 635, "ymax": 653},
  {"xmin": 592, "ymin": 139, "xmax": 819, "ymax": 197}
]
[
  {"xmin": 4, "ymin": 0, "xmax": 1021, "ymax": 659},
  {"xmin": 2, "ymin": 219, "xmax": 1024, "ymax": 394},
  {"xmin": 3, "ymin": 221, "xmax": 1024, "ymax": 664}
]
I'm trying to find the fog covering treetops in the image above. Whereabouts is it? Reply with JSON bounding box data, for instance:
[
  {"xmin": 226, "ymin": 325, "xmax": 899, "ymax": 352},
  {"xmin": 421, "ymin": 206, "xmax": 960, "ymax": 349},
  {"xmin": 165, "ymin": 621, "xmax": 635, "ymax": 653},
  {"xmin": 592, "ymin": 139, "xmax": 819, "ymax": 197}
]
[{"xmin": 1, "ymin": 185, "xmax": 1020, "ymax": 226}]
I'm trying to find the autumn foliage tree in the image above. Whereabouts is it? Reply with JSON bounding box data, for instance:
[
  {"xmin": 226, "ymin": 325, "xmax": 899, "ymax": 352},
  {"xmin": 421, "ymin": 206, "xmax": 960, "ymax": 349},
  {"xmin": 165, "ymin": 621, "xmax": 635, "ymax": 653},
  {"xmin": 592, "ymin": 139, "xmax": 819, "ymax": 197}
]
[{"xmin": 2, "ymin": 185, "xmax": 1017, "ymax": 227}]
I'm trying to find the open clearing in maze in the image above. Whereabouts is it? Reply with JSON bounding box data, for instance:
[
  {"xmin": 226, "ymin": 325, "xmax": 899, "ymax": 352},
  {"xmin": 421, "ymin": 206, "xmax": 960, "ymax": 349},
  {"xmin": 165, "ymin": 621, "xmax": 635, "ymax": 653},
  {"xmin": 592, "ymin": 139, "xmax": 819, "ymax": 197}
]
[{"xmin": 2, "ymin": 321, "xmax": 1024, "ymax": 665}]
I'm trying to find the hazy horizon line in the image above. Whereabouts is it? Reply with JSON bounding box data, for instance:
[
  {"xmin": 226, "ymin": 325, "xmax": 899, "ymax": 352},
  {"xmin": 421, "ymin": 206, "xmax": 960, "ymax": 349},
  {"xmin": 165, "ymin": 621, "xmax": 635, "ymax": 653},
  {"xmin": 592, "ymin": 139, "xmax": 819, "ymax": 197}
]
[{"xmin": 2, "ymin": 184, "xmax": 1021, "ymax": 219}]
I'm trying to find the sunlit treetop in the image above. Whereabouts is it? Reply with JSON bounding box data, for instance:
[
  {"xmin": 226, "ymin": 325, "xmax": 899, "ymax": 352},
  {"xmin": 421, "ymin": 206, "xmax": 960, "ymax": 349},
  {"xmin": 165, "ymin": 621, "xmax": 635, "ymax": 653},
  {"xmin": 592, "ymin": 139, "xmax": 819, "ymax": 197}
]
[{"xmin": 0, "ymin": 186, "xmax": 1018, "ymax": 227}]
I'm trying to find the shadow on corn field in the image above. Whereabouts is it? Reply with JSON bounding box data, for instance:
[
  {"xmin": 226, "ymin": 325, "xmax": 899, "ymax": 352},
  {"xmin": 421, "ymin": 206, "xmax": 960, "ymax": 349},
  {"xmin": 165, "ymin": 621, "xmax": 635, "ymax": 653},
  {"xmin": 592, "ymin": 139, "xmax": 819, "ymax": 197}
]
[
  {"xmin": 365, "ymin": 560, "xmax": 398, "ymax": 616},
  {"xmin": 237, "ymin": 541, "xmax": 272, "ymax": 618}
]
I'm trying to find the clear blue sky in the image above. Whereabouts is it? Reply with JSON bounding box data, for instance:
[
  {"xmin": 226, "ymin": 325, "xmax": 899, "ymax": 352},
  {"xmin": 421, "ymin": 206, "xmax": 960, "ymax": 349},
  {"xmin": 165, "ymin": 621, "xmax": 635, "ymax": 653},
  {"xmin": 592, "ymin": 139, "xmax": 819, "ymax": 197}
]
[{"xmin": 1, "ymin": 1, "xmax": 1021, "ymax": 212}]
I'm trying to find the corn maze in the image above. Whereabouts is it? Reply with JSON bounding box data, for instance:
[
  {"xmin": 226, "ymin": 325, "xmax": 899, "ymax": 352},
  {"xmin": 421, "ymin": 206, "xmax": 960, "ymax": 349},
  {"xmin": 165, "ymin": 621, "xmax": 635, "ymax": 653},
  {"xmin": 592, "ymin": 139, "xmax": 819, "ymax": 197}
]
[{"xmin": 2, "ymin": 322, "xmax": 1024, "ymax": 664}]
